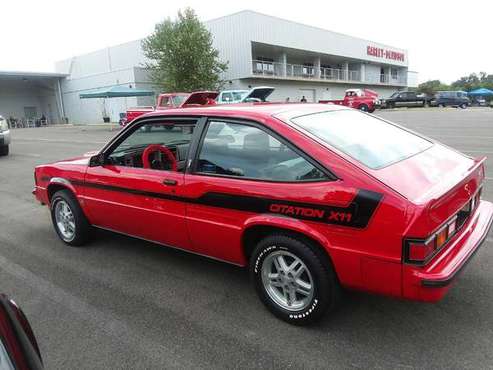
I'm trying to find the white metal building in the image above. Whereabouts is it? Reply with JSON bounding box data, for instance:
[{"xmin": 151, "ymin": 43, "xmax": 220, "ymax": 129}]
[
  {"xmin": 207, "ymin": 11, "xmax": 416, "ymax": 103},
  {"xmin": 1, "ymin": 10, "xmax": 417, "ymax": 124}
]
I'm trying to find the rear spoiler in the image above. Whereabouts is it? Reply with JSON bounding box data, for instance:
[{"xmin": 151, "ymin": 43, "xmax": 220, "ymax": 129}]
[{"xmin": 428, "ymin": 156, "xmax": 486, "ymax": 211}]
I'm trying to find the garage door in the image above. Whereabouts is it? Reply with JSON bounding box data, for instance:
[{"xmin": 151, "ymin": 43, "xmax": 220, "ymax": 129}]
[{"xmin": 299, "ymin": 89, "xmax": 315, "ymax": 103}]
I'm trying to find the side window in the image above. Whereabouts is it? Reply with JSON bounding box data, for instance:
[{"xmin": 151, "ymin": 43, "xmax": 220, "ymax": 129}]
[
  {"xmin": 222, "ymin": 92, "xmax": 233, "ymax": 102},
  {"xmin": 107, "ymin": 121, "xmax": 196, "ymax": 172},
  {"xmin": 196, "ymin": 121, "xmax": 328, "ymax": 182},
  {"xmin": 158, "ymin": 97, "xmax": 171, "ymax": 107}
]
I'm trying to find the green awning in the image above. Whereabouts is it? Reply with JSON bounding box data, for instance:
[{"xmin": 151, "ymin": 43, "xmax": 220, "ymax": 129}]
[{"xmin": 80, "ymin": 85, "xmax": 155, "ymax": 99}]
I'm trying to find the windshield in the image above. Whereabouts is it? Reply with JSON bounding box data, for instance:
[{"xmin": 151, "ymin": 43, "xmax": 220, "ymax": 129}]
[
  {"xmin": 389, "ymin": 92, "xmax": 400, "ymax": 98},
  {"xmin": 291, "ymin": 110, "xmax": 433, "ymax": 169}
]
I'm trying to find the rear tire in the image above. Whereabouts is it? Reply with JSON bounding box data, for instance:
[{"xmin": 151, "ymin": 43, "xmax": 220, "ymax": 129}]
[
  {"xmin": 50, "ymin": 190, "xmax": 91, "ymax": 246},
  {"xmin": 460, "ymin": 103, "xmax": 467, "ymax": 109},
  {"xmin": 250, "ymin": 234, "xmax": 340, "ymax": 325},
  {"xmin": 0, "ymin": 145, "xmax": 8, "ymax": 156}
]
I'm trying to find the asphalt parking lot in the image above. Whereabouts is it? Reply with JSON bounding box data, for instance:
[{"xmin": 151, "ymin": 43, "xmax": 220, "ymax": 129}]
[{"xmin": 1, "ymin": 107, "xmax": 492, "ymax": 369}]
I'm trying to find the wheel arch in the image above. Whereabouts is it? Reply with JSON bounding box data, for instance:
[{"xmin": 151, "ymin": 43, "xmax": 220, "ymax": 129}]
[
  {"xmin": 46, "ymin": 178, "xmax": 77, "ymax": 204},
  {"xmin": 241, "ymin": 217, "xmax": 336, "ymax": 273}
]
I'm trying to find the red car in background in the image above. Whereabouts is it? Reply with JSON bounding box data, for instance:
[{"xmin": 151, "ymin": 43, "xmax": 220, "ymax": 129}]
[
  {"xmin": 0, "ymin": 294, "xmax": 43, "ymax": 369},
  {"xmin": 320, "ymin": 88, "xmax": 380, "ymax": 112},
  {"xmin": 122, "ymin": 91, "xmax": 218, "ymax": 126},
  {"xmin": 33, "ymin": 103, "xmax": 492, "ymax": 325}
]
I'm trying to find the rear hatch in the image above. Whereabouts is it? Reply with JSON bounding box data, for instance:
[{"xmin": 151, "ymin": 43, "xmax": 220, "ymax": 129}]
[
  {"xmin": 241, "ymin": 86, "xmax": 275, "ymax": 102},
  {"xmin": 370, "ymin": 143, "xmax": 485, "ymax": 231},
  {"xmin": 181, "ymin": 91, "xmax": 219, "ymax": 107}
]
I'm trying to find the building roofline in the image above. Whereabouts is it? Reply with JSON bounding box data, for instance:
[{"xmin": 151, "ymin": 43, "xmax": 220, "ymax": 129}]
[{"xmin": 206, "ymin": 9, "xmax": 407, "ymax": 53}]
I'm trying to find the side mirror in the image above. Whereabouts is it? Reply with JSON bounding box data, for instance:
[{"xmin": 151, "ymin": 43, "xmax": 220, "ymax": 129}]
[{"xmin": 89, "ymin": 153, "xmax": 105, "ymax": 167}]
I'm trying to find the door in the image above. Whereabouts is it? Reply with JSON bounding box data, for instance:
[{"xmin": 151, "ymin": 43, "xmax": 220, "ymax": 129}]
[
  {"xmin": 184, "ymin": 119, "xmax": 339, "ymax": 265},
  {"xmin": 83, "ymin": 118, "xmax": 200, "ymax": 249},
  {"xmin": 299, "ymin": 89, "xmax": 315, "ymax": 102},
  {"xmin": 406, "ymin": 92, "xmax": 417, "ymax": 106},
  {"xmin": 394, "ymin": 93, "xmax": 405, "ymax": 107}
]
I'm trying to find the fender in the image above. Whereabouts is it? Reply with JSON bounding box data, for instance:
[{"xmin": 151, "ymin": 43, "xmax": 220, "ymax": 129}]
[
  {"xmin": 46, "ymin": 177, "xmax": 79, "ymax": 205},
  {"xmin": 242, "ymin": 214, "xmax": 333, "ymax": 256}
]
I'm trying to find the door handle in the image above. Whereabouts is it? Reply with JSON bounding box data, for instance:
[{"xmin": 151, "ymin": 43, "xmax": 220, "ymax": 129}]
[{"xmin": 162, "ymin": 179, "xmax": 177, "ymax": 186}]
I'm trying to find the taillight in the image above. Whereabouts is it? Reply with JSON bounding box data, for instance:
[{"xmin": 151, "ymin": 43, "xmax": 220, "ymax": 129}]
[
  {"xmin": 405, "ymin": 187, "xmax": 482, "ymax": 265},
  {"xmin": 404, "ymin": 216, "xmax": 458, "ymax": 265},
  {"xmin": 406, "ymin": 238, "xmax": 435, "ymax": 263}
]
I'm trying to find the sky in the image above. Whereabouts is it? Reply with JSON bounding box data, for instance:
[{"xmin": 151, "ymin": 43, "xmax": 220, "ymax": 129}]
[{"xmin": 1, "ymin": 0, "xmax": 492, "ymax": 84}]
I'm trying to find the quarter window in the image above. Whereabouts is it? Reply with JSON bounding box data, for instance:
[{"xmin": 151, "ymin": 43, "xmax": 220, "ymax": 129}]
[{"xmin": 196, "ymin": 121, "xmax": 328, "ymax": 182}]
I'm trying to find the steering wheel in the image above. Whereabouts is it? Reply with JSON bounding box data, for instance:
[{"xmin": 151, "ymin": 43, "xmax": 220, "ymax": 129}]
[{"xmin": 142, "ymin": 144, "xmax": 177, "ymax": 171}]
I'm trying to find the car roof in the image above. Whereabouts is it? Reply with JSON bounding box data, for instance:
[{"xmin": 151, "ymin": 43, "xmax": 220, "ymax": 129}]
[
  {"xmin": 220, "ymin": 90, "xmax": 249, "ymax": 93},
  {"xmin": 143, "ymin": 103, "xmax": 349, "ymax": 122},
  {"xmin": 159, "ymin": 92, "xmax": 189, "ymax": 96}
]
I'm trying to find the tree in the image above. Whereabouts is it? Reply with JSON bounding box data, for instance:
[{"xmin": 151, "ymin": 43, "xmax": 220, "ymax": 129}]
[
  {"xmin": 451, "ymin": 72, "xmax": 493, "ymax": 91},
  {"xmin": 142, "ymin": 8, "xmax": 228, "ymax": 92},
  {"xmin": 416, "ymin": 80, "xmax": 450, "ymax": 96}
]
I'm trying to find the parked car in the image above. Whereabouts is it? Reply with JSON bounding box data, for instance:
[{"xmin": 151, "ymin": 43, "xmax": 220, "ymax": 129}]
[
  {"xmin": 471, "ymin": 97, "xmax": 486, "ymax": 106},
  {"xmin": 381, "ymin": 91, "xmax": 431, "ymax": 108},
  {"xmin": 319, "ymin": 88, "xmax": 380, "ymax": 112},
  {"xmin": 122, "ymin": 91, "xmax": 218, "ymax": 126},
  {"xmin": 216, "ymin": 86, "xmax": 274, "ymax": 104},
  {"xmin": 0, "ymin": 294, "xmax": 43, "ymax": 369},
  {"xmin": 430, "ymin": 91, "xmax": 470, "ymax": 108},
  {"xmin": 33, "ymin": 103, "xmax": 493, "ymax": 325},
  {"xmin": 0, "ymin": 115, "xmax": 11, "ymax": 156}
]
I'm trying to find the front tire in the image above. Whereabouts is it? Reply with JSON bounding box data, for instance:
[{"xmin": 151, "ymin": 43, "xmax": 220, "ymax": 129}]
[
  {"xmin": 50, "ymin": 190, "xmax": 91, "ymax": 246},
  {"xmin": 358, "ymin": 104, "xmax": 369, "ymax": 112},
  {"xmin": 250, "ymin": 234, "xmax": 340, "ymax": 325},
  {"xmin": 460, "ymin": 103, "xmax": 467, "ymax": 109},
  {"xmin": 0, "ymin": 145, "xmax": 9, "ymax": 156}
]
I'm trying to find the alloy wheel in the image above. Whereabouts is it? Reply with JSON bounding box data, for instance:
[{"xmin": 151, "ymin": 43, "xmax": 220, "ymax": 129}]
[{"xmin": 261, "ymin": 250, "xmax": 314, "ymax": 311}]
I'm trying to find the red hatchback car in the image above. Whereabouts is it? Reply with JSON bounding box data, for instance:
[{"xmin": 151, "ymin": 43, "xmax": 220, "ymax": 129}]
[{"xmin": 33, "ymin": 104, "xmax": 493, "ymax": 325}]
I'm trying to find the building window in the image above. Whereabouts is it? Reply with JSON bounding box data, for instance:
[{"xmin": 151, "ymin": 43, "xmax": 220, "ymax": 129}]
[
  {"xmin": 253, "ymin": 56, "xmax": 274, "ymax": 75},
  {"xmin": 302, "ymin": 63, "xmax": 314, "ymax": 77},
  {"xmin": 391, "ymin": 68, "xmax": 398, "ymax": 80}
]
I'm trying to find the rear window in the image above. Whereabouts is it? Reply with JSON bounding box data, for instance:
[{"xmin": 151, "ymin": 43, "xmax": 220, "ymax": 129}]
[{"xmin": 291, "ymin": 110, "xmax": 433, "ymax": 169}]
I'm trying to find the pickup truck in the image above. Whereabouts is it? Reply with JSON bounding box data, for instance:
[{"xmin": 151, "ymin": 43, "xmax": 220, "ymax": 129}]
[
  {"xmin": 381, "ymin": 91, "xmax": 432, "ymax": 108},
  {"xmin": 122, "ymin": 91, "xmax": 218, "ymax": 126},
  {"xmin": 319, "ymin": 89, "xmax": 380, "ymax": 113}
]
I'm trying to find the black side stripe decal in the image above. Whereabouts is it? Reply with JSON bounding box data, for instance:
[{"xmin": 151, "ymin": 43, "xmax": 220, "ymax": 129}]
[{"xmin": 71, "ymin": 180, "xmax": 382, "ymax": 228}]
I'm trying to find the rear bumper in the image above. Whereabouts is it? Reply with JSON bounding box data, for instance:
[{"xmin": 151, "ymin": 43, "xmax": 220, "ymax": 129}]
[{"xmin": 403, "ymin": 200, "xmax": 493, "ymax": 302}]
